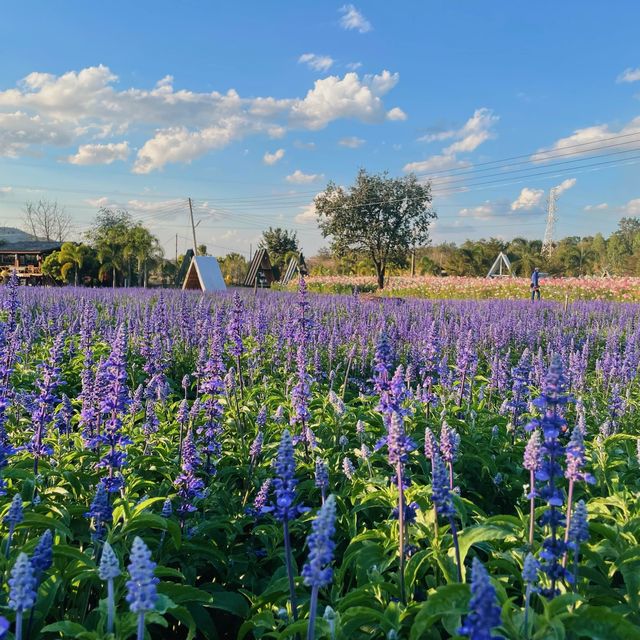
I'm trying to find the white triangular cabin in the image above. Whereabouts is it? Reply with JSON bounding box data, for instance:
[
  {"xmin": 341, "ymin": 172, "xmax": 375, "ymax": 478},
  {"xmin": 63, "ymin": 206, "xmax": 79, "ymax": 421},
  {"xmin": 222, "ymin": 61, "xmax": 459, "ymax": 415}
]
[
  {"xmin": 182, "ymin": 256, "xmax": 227, "ymax": 291},
  {"xmin": 486, "ymin": 252, "xmax": 513, "ymax": 278}
]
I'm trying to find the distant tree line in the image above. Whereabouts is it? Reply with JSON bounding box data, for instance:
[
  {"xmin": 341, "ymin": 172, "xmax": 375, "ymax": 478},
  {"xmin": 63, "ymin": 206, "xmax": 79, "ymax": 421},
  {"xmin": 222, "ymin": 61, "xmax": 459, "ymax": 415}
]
[
  {"xmin": 308, "ymin": 218, "xmax": 640, "ymax": 279},
  {"xmin": 42, "ymin": 208, "xmax": 167, "ymax": 287}
]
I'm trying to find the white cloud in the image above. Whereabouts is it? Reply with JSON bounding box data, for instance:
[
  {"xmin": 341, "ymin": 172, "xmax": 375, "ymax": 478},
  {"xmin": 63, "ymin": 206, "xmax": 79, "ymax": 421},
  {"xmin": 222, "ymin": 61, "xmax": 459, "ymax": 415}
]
[
  {"xmin": 403, "ymin": 154, "xmax": 470, "ymax": 174},
  {"xmin": 0, "ymin": 110, "xmax": 75, "ymax": 156},
  {"xmin": 133, "ymin": 122, "xmax": 250, "ymax": 173},
  {"xmin": 339, "ymin": 4, "xmax": 372, "ymax": 33},
  {"xmin": 286, "ymin": 169, "xmax": 324, "ymax": 184},
  {"xmin": 387, "ymin": 107, "xmax": 407, "ymax": 121},
  {"xmin": 0, "ymin": 186, "xmax": 12, "ymax": 195},
  {"xmin": 532, "ymin": 116, "xmax": 640, "ymax": 162},
  {"xmin": 66, "ymin": 141, "xmax": 129, "ymax": 165},
  {"xmin": 294, "ymin": 140, "xmax": 316, "ymax": 150},
  {"xmin": 346, "ymin": 62, "xmax": 362, "ymax": 71},
  {"xmin": 295, "ymin": 201, "xmax": 318, "ymax": 223},
  {"xmin": 0, "ymin": 65, "xmax": 402, "ymax": 172},
  {"xmin": 621, "ymin": 198, "xmax": 640, "ymax": 215},
  {"xmin": 584, "ymin": 202, "xmax": 608, "ymax": 211},
  {"xmin": 458, "ymin": 201, "xmax": 501, "ymax": 220},
  {"xmin": 419, "ymin": 129, "xmax": 457, "ymax": 143},
  {"xmin": 291, "ymin": 70, "xmax": 399, "ymax": 129},
  {"xmin": 553, "ymin": 177, "xmax": 576, "ymax": 196},
  {"xmin": 298, "ymin": 53, "xmax": 334, "ymax": 72},
  {"xmin": 511, "ymin": 187, "xmax": 544, "ymax": 211},
  {"xmin": 339, "ymin": 136, "xmax": 365, "ymax": 148},
  {"xmin": 442, "ymin": 108, "xmax": 498, "ymax": 154},
  {"xmin": 617, "ymin": 67, "xmax": 640, "ymax": 83},
  {"xmin": 84, "ymin": 196, "xmax": 185, "ymax": 218},
  {"xmin": 263, "ymin": 148, "xmax": 285, "ymax": 165},
  {"xmin": 404, "ymin": 108, "xmax": 497, "ymax": 185},
  {"xmin": 418, "ymin": 110, "xmax": 498, "ymax": 150},
  {"xmin": 85, "ymin": 196, "xmax": 112, "ymax": 208}
]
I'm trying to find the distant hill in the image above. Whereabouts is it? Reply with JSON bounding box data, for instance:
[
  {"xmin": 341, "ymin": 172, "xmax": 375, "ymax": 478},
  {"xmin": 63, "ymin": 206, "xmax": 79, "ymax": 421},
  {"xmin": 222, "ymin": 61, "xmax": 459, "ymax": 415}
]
[{"xmin": 0, "ymin": 227, "xmax": 41, "ymax": 244}]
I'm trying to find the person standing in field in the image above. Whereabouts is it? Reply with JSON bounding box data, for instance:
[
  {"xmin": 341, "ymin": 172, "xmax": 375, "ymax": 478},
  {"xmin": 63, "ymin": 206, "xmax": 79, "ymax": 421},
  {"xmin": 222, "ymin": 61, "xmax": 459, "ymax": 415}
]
[{"xmin": 530, "ymin": 267, "xmax": 541, "ymax": 301}]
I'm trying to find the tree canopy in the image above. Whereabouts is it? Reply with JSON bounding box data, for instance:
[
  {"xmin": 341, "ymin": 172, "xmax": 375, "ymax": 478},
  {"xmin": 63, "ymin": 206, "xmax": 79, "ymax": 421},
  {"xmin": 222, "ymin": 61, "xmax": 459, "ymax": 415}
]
[
  {"xmin": 258, "ymin": 227, "xmax": 299, "ymax": 275},
  {"xmin": 315, "ymin": 169, "xmax": 436, "ymax": 288}
]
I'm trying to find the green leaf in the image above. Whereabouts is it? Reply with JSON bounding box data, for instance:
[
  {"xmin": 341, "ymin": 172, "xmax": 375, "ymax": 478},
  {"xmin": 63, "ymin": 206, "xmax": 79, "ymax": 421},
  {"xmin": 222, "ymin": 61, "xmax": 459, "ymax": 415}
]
[
  {"xmin": 20, "ymin": 514, "xmax": 73, "ymax": 539},
  {"xmin": 41, "ymin": 621, "xmax": 90, "ymax": 637},
  {"xmin": 158, "ymin": 583, "xmax": 213, "ymax": 605},
  {"xmin": 410, "ymin": 584, "xmax": 470, "ymax": 640},
  {"xmin": 565, "ymin": 606, "xmax": 640, "ymax": 639},
  {"xmin": 448, "ymin": 525, "xmax": 508, "ymax": 579},
  {"xmin": 210, "ymin": 589, "xmax": 249, "ymax": 618}
]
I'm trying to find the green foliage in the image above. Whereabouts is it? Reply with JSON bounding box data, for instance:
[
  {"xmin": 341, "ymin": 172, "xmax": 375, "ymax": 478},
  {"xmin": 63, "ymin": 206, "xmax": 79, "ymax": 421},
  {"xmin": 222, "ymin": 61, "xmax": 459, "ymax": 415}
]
[
  {"xmin": 315, "ymin": 169, "xmax": 435, "ymax": 288},
  {"xmin": 259, "ymin": 227, "xmax": 300, "ymax": 274}
]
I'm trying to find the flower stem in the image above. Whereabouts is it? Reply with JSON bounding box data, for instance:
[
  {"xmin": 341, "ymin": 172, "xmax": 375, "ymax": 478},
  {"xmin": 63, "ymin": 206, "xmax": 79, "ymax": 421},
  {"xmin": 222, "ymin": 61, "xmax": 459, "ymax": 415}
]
[
  {"xmin": 283, "ymin": 519, "xmax": 298, "ymax": 620},
  {"xmin": 107, "ymin": 578, "xmax": 115, "ymax": 635},
  {"xmin": 528, "ymin": 469, "xmax": 535, "ymax": 547},
  {"xmin": 137, "ymin": 612, "xmax": 145, "ymax": 640},
  {"xmin": 15, "ymin": 611, "xmax": 22, "ymax": 640},
  {"xmin": 396, "ymin": 461, "xmax": 406, "ymax": 605},
  {"xmin": 449, "ymin": 516, "xmax": 462, "ymax": 582},
  {"xmin": 524, "ymin": 583, "xmax": 531, "ymax": 639},
  {"xmin": 562, "ymin": 480, "xmax": 574, "ymax": 568},
  {"xmin": 307, "ymin": 585, "xmax": 319, "ymax": 640}
]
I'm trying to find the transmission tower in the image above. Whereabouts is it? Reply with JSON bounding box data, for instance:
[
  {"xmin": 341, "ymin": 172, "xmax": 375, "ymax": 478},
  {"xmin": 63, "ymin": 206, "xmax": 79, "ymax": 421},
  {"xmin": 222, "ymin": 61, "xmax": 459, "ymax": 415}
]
[{"xmin": 542, "ymin": 187, "xmax": 559, "ymax": 256}]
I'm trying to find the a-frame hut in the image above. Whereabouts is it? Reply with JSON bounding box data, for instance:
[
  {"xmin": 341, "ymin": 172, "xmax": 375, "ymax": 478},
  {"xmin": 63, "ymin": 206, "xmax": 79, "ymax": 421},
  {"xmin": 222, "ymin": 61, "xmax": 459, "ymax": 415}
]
[
  {"xmin": 280, "ymin": 253, "xmax": 309, "ymax": 285},
  {"xmin": 486, "ymin": 252, "xmax": 513, "ymax": 278},
  {"xmin": 243, "ymin": 248, "xmax": 276, "ymax": 287},
  {"xmin": 182, "ymin": 256, "xmax": 227, "ymax": 291}
]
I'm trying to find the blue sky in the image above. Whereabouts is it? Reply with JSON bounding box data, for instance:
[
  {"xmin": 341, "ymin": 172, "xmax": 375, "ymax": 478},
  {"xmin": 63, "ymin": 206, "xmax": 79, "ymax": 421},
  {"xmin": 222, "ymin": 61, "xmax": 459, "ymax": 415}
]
[{"xmin": 1, "ymin": 1, "xmax": 639, "ymax": 257}]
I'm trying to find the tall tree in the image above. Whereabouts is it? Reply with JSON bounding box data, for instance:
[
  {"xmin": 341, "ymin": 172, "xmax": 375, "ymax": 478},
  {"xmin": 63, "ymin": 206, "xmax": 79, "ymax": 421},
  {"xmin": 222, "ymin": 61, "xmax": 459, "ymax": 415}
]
[
  {"xmin": 315, "ymin": 169, "xmax": 435, "ymax": 289},
  {"xmin": 87, "ymin": 208, "xmax": 132, "ymax": 287},
  {"xmin": 123, "ymin": 224, "xmax": 163, "ymax": 287},
  {"xmin": 219, "ymin": 252, "xmax": 248, "ymax": 285},
  {"xmin": 258, "ymin": 227, "xmax": 299, "ymax": 274},
  {"xmin": 23, "ymin": 200, "xmax": 72, "ymax": 242}
]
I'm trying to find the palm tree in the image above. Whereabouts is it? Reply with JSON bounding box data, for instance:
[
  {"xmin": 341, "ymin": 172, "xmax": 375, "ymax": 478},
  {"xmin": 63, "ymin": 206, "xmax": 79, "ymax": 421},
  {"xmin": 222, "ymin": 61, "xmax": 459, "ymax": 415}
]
[
  {"xmin": 97, "ymin": 244, "xmax": 124, "ymax": 288},
  {"xmin": 124, "ymin": 225, "xmax": 163, "ymax": 287},
  {"xmin": 58, "ymin": 242, "xmax": 90, "ymax": 286},
  {"xmin": 508, "ymin": 238, "xmax": 542, "ymax": 276}
]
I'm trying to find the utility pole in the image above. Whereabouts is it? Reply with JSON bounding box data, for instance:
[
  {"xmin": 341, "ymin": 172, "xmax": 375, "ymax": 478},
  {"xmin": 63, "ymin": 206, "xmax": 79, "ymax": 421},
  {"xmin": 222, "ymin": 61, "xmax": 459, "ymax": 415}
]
[
  {"xmin": 188, "ymin": 197, "xmax": 198, "ymax": 255},
  {"xmin": 175, "ymin": 234, "xmax": 178, "ymax": 264}
]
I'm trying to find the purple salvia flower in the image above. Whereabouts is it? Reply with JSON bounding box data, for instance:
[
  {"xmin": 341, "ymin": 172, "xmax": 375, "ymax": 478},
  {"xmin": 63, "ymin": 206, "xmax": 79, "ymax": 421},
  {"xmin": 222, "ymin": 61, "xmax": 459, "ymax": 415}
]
[
  {"xmin": 424, "ymin": 427, "xmax": 438, "ymax": 461},
  {"xmin": 302, "ymin": 494, "xmax": 337, "ymax": 588},
  {"xmin": 86, "ymin": 481, "xmax": 112, "ymax": 542},
  {"xmin": 328, "ymin": 390, "xmax": 345, "ymax": 417},
  {"xmin": 126, "ymin": 536, "xmax": 159, "ymax": 640},
  {"xmin": 250, "ymin": 478, "xmax": 272, "ymax": 516},
  {"xmin": 9, "ymin": 551, "xmax": 37, "ymax": 640},
  {"xmin": 256, "ymin": 406, "xmax": 267, "ymax": 428},
  {"xmin": 302, "ymin": 493, "xmax": 337, "ymax": 638},
  {"xmin": 564, "ymin": 425, "xmax": 594, "ymax": 484},
  {"xmin": 94, "ymin": 325, "xmax": 131, "ymax": 493},
  {"xmin": 314, "ymin": 458, "xmax": 329, "ymax": 503},
  {"xmin": 30, "ymin": 529, "xmax": 53, "ymax": 585},
  {"xmin": 250, "ymin": 431, "xmax": 264, "ymax": 466},
  {"xmin": 174, "ymin": 429, "xmax": 204, "ymax": 518},
  {"xmin": 28, "ymin": 334, "xmax": 64, "ymax": 474},
  {"xmin": 342, "ymin": 457, "xmax": 355, "ymax": 480},
  {"xmin": 458, "ymin": 558, "xmax": 502, "ymax": 640},
  {"xmin": 439, "ymin": 422, "xmax": 460, "ymax": 464}
]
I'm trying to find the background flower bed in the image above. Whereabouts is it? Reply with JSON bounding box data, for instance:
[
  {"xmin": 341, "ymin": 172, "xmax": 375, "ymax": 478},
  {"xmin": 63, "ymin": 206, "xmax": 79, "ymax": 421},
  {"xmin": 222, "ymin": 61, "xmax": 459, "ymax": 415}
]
[{"xmin": 291, "ymin": 275, "xmax": 640, "ymax": 302}]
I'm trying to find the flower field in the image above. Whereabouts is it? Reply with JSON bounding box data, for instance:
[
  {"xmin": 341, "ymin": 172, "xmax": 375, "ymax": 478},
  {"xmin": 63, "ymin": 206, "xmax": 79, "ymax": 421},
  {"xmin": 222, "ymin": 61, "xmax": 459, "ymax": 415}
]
[
  {"xmin": 298, "ymin": 275, "xmax": 640, "ymax": 302},
  {"xmin": 0, "ymin": 276, "xmax": 639, "ymax": 639}
]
